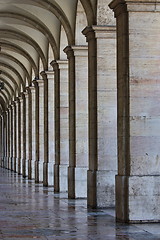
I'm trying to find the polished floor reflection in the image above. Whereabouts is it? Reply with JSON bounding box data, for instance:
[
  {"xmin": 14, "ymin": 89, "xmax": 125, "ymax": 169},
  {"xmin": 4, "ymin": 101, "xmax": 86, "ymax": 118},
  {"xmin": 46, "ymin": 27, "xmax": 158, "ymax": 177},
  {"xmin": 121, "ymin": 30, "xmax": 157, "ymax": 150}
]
[{"xmin": 0, "ymin": 168, "xmax": 160, "ymax": 240}]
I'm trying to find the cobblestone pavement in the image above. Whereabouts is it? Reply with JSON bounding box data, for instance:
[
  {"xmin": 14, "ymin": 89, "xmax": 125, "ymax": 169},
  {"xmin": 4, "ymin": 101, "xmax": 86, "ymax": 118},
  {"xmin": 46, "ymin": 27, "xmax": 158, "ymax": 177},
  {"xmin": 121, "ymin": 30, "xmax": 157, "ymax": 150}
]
[{"xmin": 0, "ymin": 168, "xmax": 160, "ymax": 240}]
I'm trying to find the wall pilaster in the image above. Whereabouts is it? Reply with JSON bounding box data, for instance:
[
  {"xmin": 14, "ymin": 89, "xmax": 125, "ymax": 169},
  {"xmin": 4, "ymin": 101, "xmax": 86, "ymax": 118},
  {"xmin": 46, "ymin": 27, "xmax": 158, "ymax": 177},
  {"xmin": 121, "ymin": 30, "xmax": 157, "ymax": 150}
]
[{"xmin": 109, "ymin": 0, "xmax": 160, "ymax": 222}]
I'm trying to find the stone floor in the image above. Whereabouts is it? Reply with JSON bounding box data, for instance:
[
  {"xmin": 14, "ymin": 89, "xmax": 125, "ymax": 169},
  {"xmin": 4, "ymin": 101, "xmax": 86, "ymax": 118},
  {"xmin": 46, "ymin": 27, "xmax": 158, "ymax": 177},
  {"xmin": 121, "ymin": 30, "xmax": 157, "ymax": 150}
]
[{"xmin": 0, "ymin": 168, "xmax": 160, "ymax": 240}]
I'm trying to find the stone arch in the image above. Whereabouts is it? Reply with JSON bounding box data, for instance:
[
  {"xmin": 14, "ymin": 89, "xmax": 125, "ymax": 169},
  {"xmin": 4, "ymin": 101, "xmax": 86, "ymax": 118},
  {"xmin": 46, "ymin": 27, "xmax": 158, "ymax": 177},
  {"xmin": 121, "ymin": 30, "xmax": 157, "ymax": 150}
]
[
  {"xmin": 0, "ymin": 91, "xmax": 9, "ymax": 106},
  {"xmin": 0, "ymin": 0, "xmax": 74, "ymax": 45},
  {"xmin": 0, "ymin": 41, "xmax": 38, "ymax": 77},
  {"xmin": 0, "ymin": 96, "xmax": 7, "ymax": 112},
  {"xmin": 0, "ymin": 52, "xmax": 31, "ymax": 85},
  {"xmin": 80, "ymin": 0, "xmax": 96, "ymax": 25},
  {"xmin": 60, "ymin": 25, "xmax": 68, "ymax": 59},
  {"xmin": 0, "ymin": 61, "xmax": 25, "ymax": 91},
  {"xmin": 0, "ymin": 12, "xmax": 59, "ymax": 60},
  {"xmin": 0, "ymin": 77, "xmax": 15, "ymax": 97},
  {"xmin": 0, "ymin": 29, "xmax": 47, "ymax": 71},
  {"xmin": 0, "ymin": 70, "xmax": 19, "ymax": 93},
  {"xmin": 75, "ymin": 0, "xmax": 88, "ymax": 45}
]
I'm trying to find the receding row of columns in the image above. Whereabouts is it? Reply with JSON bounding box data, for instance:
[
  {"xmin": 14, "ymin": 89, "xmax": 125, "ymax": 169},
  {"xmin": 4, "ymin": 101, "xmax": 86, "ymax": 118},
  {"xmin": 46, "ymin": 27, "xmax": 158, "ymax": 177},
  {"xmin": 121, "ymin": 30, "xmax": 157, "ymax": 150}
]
[
  {"xmin": 0, "ymin": 0, "xmax": 160, "ymax": 223},
  {"xmin": 0, "ymin": 25, "xmax": 117, "ymax": 209}
]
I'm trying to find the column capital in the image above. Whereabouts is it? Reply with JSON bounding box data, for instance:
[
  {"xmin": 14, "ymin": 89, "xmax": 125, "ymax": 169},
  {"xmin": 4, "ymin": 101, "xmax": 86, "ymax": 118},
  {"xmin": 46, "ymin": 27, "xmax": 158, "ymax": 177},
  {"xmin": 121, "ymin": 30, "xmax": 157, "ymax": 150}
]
[
  {"xmin": 28, "ymin": 85, "xmax": 35, "ymax": 93},
  {"xmin": 11, "ymin": 101, "xmax": 16, "ymax": 107},
  {"xmin": 40, "ymin": 71, "xmax": 47, "ymax": 80},
  {"xmin": 109, "ymin": 0, "xmax": 160, "ymax": 17},
  {"xmin": 50, "ymin": 60, "xmax": 59, "ymax": 71},
  {"xmin": 8, "ymin": 105, "xmax": 12, "ymax": 111},
  {"xmin": 63, "ymin": 46, "xmax": 74, "ymax": 59},
  {"xmin": 23, "ymin": 91, "xmax": 29, "ymax": 99},
  {"xmin": 15, "ymin": 97, "xmax": 20, "ymax": 104},
  {"xmin": 25, "ymin": 86, "xmax": 31, "ymax": 94},
  {"xmin": 19, "ymin": 92, "xmax": 26, "ymax": 100},
  {"xmin": 92, "ymin": 25, "xmax": 116, "ymax": 39},
  {"xmin": 41, "ymin": 70, "xmax": 54, "ymax": 80},
  {"xmin": 82, "ymin": 26, "xmax": 96, "ymax": 42},
  {"xmin": 32, "ymin": 79, "xmax": 44, "ymax": 88},
  {"xmin": 57, "ymin": 60, "xmax": 68, "ymax": 70},
  {"xmin": 71, "ymin": 45, "xmax": 88, "ymax": 57}
]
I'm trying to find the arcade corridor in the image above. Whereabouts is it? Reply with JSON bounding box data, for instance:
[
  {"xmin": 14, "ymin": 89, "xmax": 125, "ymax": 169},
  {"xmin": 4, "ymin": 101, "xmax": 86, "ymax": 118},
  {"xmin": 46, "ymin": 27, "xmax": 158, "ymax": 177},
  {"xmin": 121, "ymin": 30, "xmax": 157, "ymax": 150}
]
[
  {"xmin": 0, "ymin": 168, "xmax": 159, "ymax": 240},
  {"xmin": 0, "ymin": 0, "xmax": 160, "ymax": 225}
]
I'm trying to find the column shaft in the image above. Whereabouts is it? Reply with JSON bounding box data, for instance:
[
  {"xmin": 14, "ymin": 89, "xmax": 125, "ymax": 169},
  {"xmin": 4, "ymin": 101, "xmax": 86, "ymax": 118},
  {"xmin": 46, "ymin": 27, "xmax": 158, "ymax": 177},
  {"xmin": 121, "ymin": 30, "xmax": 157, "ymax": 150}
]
[
  {"xmin": 13, "ymin": 102, "xmax": 17, "ymax": 172},
  {"xmin": 27, "ymin": 88, "xmax": 32, "ymax": 179},
  {"xmin": 42, "ymin": 71, "xmax": 55, "ymax": 187},
  {"xmin": 10, "ymin": 106, "xmax": 13, "ymax": 171},
  {"xmin": 17, "ymin": 98, "xmax": 21, "ymax": 174},
  {"xmin": 51, "ymin": 61, "xmax": 60, "ymax": 192},
  {"xmin": 82, "ymin": 27, "xmax": 97, "ymax": 207},
  {"xmin": 64, "ymin": 47, "xmax": 76, "ymax": 198},
  {"xmin": 52, "ymin": 60, "xmax": 69, "ymax": 192},
  {"xmin": 33, "ymin": 81, "xmax": 39, "ymax": 182}
]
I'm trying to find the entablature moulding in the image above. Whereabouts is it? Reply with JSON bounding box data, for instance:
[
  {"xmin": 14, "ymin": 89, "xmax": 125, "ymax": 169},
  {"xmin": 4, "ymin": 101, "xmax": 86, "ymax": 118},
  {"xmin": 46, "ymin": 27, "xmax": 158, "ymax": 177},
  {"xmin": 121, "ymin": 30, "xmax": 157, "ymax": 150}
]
[{"xmin": 109, "ymin": 0, "xmax": 160, "ymax": 17}]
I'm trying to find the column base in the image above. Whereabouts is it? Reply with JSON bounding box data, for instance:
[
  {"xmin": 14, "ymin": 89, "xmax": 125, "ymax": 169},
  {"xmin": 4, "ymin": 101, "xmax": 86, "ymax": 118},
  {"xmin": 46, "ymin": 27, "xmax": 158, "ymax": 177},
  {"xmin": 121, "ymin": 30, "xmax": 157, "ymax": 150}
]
[
  {"xmin": 28, "ymin": 159, "xmax": 32, "ymax": 179},
  {"xmin": 17, "ymin": 158, "xmax": 22, "ymax": 175},
  {"xmin": 32, "ymin": 159, "xmax": 35, "ymax": 179},
  {"xmin": 1, "ymin": 157, "xmax": 4, "ymax": 168},
  {"xmin": 87, "ymin": 170, "xmax": 116, "ymax": 208},
  {"xmin": 8, "ymin": 157, "xmax": 13, "ymax": 170},
  {"xmin": 7, "ymin": 157, "xmax": 10, "ymax": 169},
  {"xmin": 60, "ymin": 165, "xmax": 68, "ymax": 192},
  {"xmin": 16, "ymin": 158, "xmax": 19, "ymax": 173},
  {"xmin": 68, "ymin": 166, "xmax": 75, "ymax": 198},
  {"xmin": 116, "ymin": 175, "xmax": 160, "ymax": 223},
  {"xmin": 10, "ymin": 157, "xmax": 14, "ymax": 171},
  {"xmin": 54, "ymin": 164, "xmax": 59, "ymax": 192},
  {"xmin": 22, "ymin": 158, "xmax": 27, "ymax": 178},
  {"xmin": 13, "ymin": 157, "xmax": 17, "ymax": 172},
  {"xmin": 35, "ymin": 160, "xmax": 43, "ymax": 183},
  {"xmin": 0, "ymin": 158, "xmax": 3, "ymax": 168},
  {"xmin": 43, "ymin": 162, "xmax": 54, "ymax": 187},
  {"xmin": 68, "ymin": 167, "xmax": 87, "ymax": 199}
]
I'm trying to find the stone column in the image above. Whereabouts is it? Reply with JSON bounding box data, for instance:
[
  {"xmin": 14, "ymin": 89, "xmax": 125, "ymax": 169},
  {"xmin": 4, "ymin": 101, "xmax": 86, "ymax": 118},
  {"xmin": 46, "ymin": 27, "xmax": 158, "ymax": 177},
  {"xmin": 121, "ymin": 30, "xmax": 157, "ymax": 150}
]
[
  {"xmin": 3, "ymin": 114, "xmax": 6, "ymax": 168},
  {"xmin": 82, "ymin": 27, "xmax": 97, "ymax": 207},
  {"xmin": 41, "ymin": 72, "xmax": 49, "ymax": 186},
  {"xmin": 20, "ymin": 94, "xmax": 26, "ymax": 177},
  {"xmin": 16, "ymin": 97, "xmax": 21, "ymax": 174},
  {"xmin": 24, "ymin": 92, "xmax": 29, "ymax": 177},
  {"xmin": 69, "ymin": 46, "xmax": 88, "ymax": 198},
  {"xmin": 50, "ymin": 61, "xmax": 60, "ymax": 192},
  {"xmin": 32, "ymin": 81, "xmax": 39, "ymax": 182},
  {"xmin": 82, "ymin": 26, "xmax": 117, "ymax": 208},
  {"xmin": 94, "ymin": 26, "xmax": 117, "ymax": 207},
  {"xmin": 63, "ymin": 47, "xmax": 75, "ymax": 197},
  {"xmin": 0, "ymin": 115, "xmax": 4, "ymax": 167},
  {"xmin": 42, "ymin": 71, "xmax": 55, "ymax": 187},
  {"xmin": 1, "ymin": 114, "xmax": 5, "ymax": 168},
  {"xmin": 13, "ymin": 102, "xmax": 17, "ymax": 172},
  {"xmin": 10, "ymin": 104, "xmax": 14, "ymax": 171},
  {"xmin": 59, "ymin": 60, "xmax": 69, "ymax": 192},
  {"xmin": 51, "ymin": 60, "xmax": 69, "ymax": 192},
  {"xmin": 0, "ymin": 116, "xmax": 2, "ymax": 167},
  {"xmin": 26, "ymin": 87, "xmax": 32, "ymax": 179},
  {"xmin": 7, "ymin": 109, "xmax": 10, "ymax": 169},
  {"xmin": 109, "ymin": 0, "xmax": 160, "ymax": 222},
  {"xmin": 3, "ymin": 112, "xmax": 7, "ymax": 168},
  {"xmin": 4, "ymin": 113, "xmax": 7, "ymax": 168},
  {"xmin": 7, "ymin": 107, "xmax": 11, "ymax": 170},
  {"xmin": 31, "ymin": 86, "xmax": 36, "ymax": 179},
  {"xmin": 34, "ymin": 79, "xmax": 44, "ymax": 183}
]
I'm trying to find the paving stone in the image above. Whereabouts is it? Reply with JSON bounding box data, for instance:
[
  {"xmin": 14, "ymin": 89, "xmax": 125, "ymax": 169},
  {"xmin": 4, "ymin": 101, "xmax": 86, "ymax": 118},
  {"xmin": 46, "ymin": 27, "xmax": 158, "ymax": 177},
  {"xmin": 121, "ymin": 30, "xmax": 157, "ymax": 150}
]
[{"xmin": 0, "ymin": 168, "xmax": 159, "ymax": 240}]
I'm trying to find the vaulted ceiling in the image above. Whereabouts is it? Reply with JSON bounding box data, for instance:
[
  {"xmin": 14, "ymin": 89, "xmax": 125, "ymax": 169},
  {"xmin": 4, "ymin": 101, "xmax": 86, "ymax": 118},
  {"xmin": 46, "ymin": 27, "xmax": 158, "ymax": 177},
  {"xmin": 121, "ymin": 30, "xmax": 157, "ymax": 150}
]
[{"xmin": 0, "ymin": 0, "xmax": 114, "ymax": 113}]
